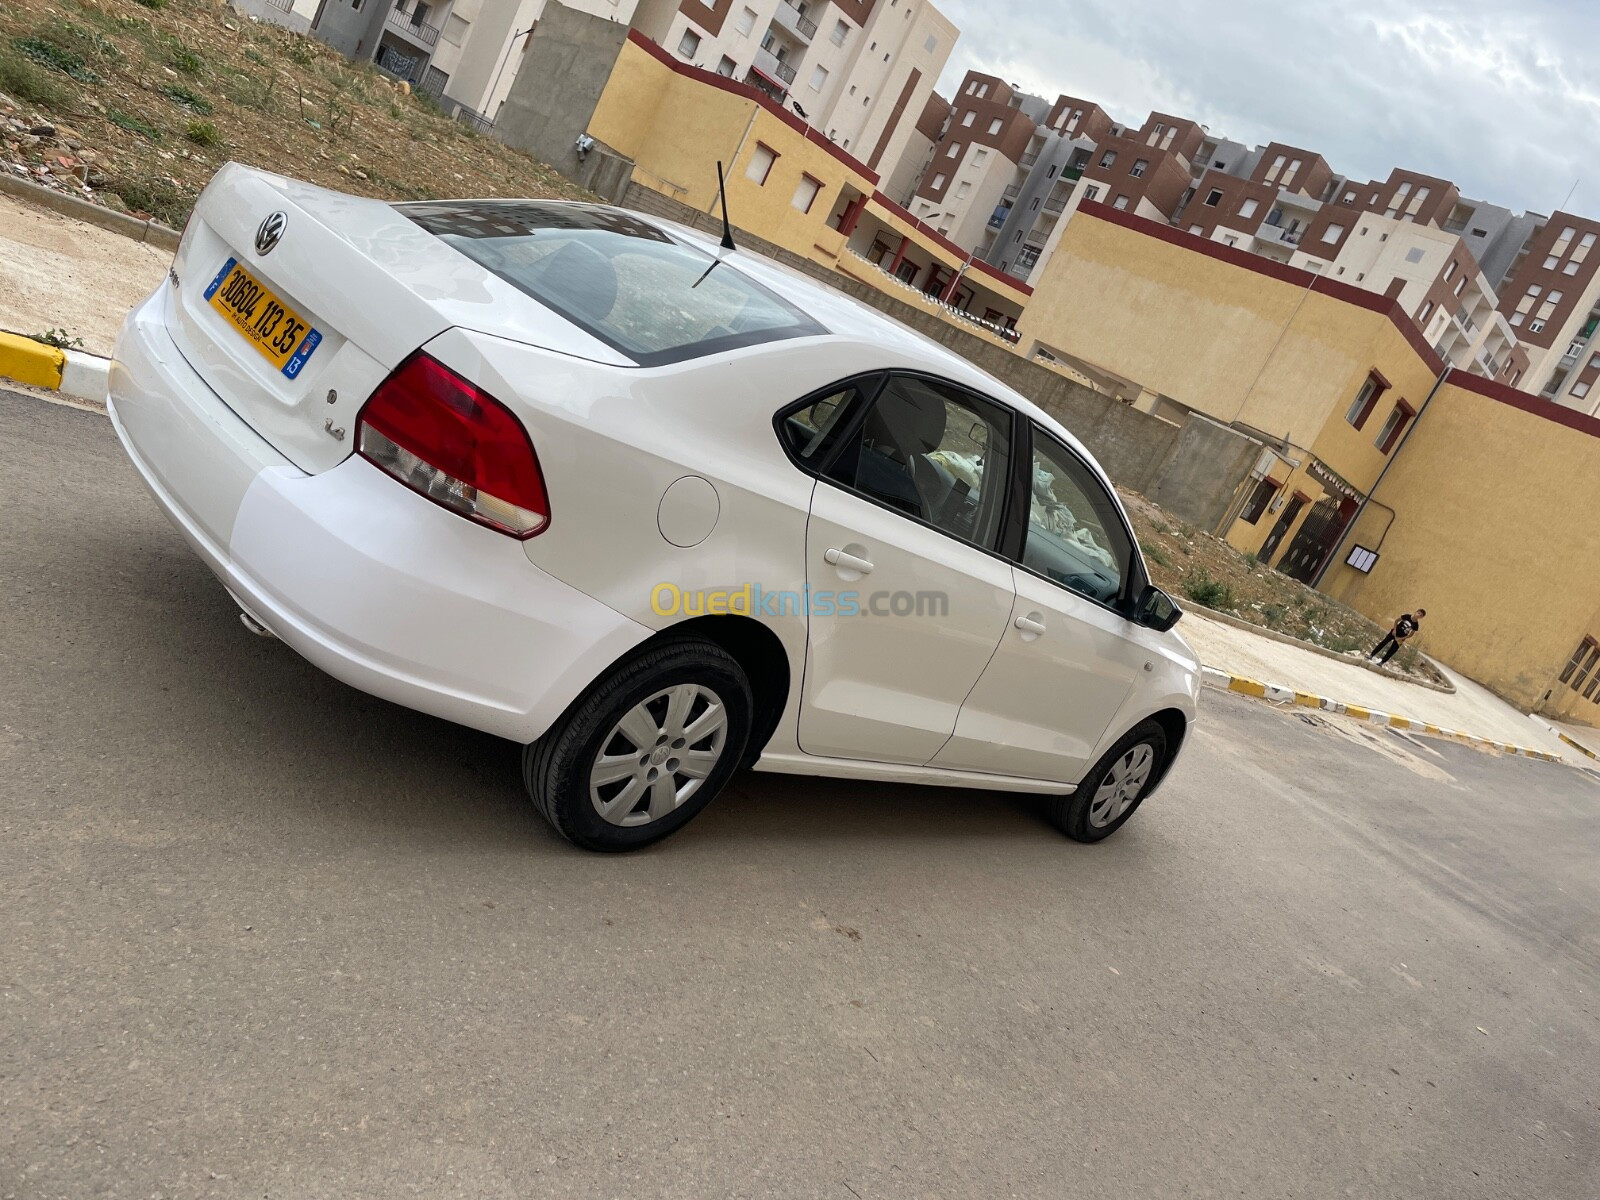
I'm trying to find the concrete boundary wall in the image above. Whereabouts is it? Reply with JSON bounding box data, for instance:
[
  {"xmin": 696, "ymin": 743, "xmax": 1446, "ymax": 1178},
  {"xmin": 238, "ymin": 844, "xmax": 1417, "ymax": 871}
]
[{"xmin": 621, "ymin": 182, "xmax": 1262, "ymax": 526}]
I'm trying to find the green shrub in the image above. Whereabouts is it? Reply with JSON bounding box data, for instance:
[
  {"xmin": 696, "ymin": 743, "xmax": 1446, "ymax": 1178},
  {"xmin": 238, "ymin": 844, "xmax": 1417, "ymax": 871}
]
[
  {"xmin": 109, "ymin": 173, "xmax": 190, "ymax": 227},
  {"xmin": 184, "ymin": 118, "xmax": 220, "ymax": 146},
  {"xmin": 1261, "ymin": 603, "xmax": 1286, "ymax": 629},
  {"xmin": 132, "ymin": 0, "xmax": 167, "ymax": 9},
  {"xmin": 12, "ymin": 34, "xmax": 100, "ymax": 82},
  {"xmin": 1243, "ymin": 551, "xmax": 1259, "ymax": 571},
  {"xmin": 170, "ymin": 47, "xmax": 203, "ymax": 75},
  {"xmin": 285, "ymin": 41, "xmax": 314, "ymax": 67},
  {"xmin": 0, "ymin": 47, "xmax": 69, "ymax": 106},
  {"xmin": 30, "ymin": 328, "xmax": 83, "ymax": 349},
  {"xmin": 1139, "ymin": 540, "xmax": 1171, "ymax": 569},
  {"xmin": 1182, "ymin": 569, "xmax": 1233, "ymax": 611},
  {"xmin": 160, "ymin": 82, "xmax": 212, "ymax": 114},
  {"xmin": 109, "ymin": 108, "xmax": 161, "ymax": 140}
]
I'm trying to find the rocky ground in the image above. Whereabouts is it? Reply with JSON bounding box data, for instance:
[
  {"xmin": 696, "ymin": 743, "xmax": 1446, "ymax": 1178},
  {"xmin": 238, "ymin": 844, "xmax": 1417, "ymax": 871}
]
[{"xmin": 0, "ymin": 0, "xmax": 589, "ymax": 226}]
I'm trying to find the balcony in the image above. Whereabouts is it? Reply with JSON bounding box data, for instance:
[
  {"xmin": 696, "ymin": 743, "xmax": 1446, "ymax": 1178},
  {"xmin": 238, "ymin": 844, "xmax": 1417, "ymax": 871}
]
[
  {"xmin": 1001, "ymin": 183, "xmax": 1020, "ymax": 201},
  {"xmin": 1062, "ymin": 165, "xmax": 1084, "ymax": 181},
  {"xmin": 751, "ymin": 46, "xmax": 796, "ymax": 87},
  {"xmin": 1256, "ymin": 221, "xmax": 1301, "ymax": 247},
  {"xmin": 773, "ymin": 0, "xmax": 818, "ymax": 42},
  {"xmin": 1014, "ymin": 244, "xmax": 1043, "ymax": 271},
  {"xmin": 1019, "ymin": 151, "xmax": 1039, "ymax": 168},
  {"xmin": 987, "ymin": 205, "xmax": 1010, "ymax": 230},
  {"xmin": 387, "ymin": 3, "xmax": 441, "ymax": 47},
  {"xmin": 1043, "ymin": 194, "xmax": 1067, "ymax": 214},
  {"xmin": 1453, "ymin": 307, "xmax": 1477, "ymax": 337}
]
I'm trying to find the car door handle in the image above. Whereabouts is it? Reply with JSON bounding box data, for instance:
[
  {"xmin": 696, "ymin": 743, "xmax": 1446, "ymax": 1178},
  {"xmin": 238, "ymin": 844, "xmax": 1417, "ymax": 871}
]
[
  {"xmin": 1015, "ymin": 613, "xmax": 1047, "ymax": 636},
  {"xmin": 824, "ymin": 547, "xmax": 875, "ymax": 575}
]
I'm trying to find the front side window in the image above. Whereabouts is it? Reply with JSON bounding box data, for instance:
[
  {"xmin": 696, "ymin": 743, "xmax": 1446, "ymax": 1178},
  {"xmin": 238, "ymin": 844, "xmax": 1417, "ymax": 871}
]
[
  {"xmin": 822, "ymin": 376, "xmax": 1012, "ymax": 549},
  {"xmin": 1022, "ymin": 429, "xmax": 1131, "ymax": 605}
]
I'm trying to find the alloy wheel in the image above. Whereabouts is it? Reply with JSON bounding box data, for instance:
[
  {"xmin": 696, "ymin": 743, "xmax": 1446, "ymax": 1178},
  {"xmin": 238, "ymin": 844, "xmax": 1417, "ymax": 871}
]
[{"xmin": 589, "ymin": 684, "xmax": 729, "ymax": 827}]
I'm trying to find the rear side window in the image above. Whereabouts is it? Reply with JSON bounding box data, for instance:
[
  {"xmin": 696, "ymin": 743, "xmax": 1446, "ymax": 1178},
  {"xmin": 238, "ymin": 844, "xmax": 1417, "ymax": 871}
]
[
  {"xmin": 399, "ymin": 201, "xmax": 827, "ymax": 366},
  {"xmin": 823, "ymin": 375, "xmax": 1012, "ymax": 551},
  {"xmin": 778, "ymin": 379, "xmax": 875, "ymax": 465},
  {"xmin": 1023, "ymin": 429, "xmax": 1132, "ymax": 605}
]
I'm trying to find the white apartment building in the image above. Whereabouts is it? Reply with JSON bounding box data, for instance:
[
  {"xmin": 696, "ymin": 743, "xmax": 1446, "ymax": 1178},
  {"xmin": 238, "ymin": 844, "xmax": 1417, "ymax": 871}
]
[{"xmin": 629, "ymin": 0, "xmax": 955, "ymax": 174}]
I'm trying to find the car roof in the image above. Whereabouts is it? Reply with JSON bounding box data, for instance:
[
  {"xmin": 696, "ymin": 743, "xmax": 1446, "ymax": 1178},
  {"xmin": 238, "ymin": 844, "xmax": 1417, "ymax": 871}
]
[{"xmin": 645, "ymin": 213, "xmax": 1117, "ymax": 491}]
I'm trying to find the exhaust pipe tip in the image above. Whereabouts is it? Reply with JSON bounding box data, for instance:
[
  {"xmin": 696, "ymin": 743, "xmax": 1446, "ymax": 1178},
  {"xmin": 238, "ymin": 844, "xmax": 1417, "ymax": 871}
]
[{"xmin": 238, "ymin": 610, "xmax": 276, "ymax": 639}]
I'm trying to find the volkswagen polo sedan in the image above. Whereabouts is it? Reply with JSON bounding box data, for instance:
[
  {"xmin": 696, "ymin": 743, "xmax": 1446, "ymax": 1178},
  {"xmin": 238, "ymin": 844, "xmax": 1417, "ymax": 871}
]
[{"xmin": 109, "ymin": 163, "xmax": 1199, "ymax": 851}]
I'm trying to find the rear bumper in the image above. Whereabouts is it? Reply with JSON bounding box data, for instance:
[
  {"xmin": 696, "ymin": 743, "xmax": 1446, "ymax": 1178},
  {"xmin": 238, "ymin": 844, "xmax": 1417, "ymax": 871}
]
[{"xmin": 108, "ymin": 285, "xmax": 652, "ymax": 742}]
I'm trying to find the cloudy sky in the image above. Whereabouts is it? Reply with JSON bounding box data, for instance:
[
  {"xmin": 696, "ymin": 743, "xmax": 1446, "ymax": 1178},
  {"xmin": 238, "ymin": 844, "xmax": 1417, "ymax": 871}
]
[{"xmin": 931, "ymin": 0, "xmax": 1598, "ymax": 216}]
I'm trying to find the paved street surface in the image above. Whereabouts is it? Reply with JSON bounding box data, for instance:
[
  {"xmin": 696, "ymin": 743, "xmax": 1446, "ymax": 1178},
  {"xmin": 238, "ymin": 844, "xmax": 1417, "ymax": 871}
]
[
  {"xmin": 4, "ymin": 390, "xmax": 1599, "ymax": 1199},
  {"xmin": 1181, "ymin": 612, "xmax": 1572, "ymax": 758}
]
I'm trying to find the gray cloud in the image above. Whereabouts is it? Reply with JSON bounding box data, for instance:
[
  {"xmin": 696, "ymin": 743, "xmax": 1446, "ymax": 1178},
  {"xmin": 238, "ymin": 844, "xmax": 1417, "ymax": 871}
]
[{"xmin": 932, "ymin": 0, "xmax": 1600, "ymax": 215}]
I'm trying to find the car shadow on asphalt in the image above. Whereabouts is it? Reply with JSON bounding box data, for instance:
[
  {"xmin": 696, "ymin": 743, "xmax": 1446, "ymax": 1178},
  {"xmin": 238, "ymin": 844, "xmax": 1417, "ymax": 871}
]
[{"xmin": 90, "ymin": 540, "xmax": 1072, "ymax": 856}]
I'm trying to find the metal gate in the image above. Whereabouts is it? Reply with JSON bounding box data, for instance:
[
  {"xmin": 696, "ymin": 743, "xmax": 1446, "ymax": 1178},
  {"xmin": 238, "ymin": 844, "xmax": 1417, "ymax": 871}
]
[
  {"xmin": 1278, "ymin": 497, "xmax": 1353, "ymax": 584},
  {"xmin": 1259, "ymin": 494, "xmax": 1306, "ymax": 565}
]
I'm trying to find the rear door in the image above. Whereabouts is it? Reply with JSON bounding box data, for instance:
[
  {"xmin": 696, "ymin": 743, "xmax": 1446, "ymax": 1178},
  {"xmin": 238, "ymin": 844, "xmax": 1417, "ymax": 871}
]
[
  {"xmin": 792, "ymin": 373, "xmax": 1018, "ymax": 765},
  {"xmin": 929, "ymin": 424, "xmax": 1145, "ymax": 782}
]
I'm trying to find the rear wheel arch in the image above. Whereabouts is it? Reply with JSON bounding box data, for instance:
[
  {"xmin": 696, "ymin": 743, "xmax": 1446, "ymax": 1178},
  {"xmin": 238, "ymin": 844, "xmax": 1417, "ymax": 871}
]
[{"xmin": 633, "ymin": 616, "xmax": 792, "ymax": 766}]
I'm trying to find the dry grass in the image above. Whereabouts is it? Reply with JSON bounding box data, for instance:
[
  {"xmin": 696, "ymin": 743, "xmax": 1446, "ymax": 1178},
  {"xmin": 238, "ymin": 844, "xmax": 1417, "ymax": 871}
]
[{"xmin": 0, "ymin": 0, "xmax": 589, "ymax": 225}]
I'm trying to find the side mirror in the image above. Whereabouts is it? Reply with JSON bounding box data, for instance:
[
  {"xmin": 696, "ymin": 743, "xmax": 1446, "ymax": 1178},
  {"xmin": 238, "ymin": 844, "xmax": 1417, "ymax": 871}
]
[{"xmin": 1134, "ymin": 585, "xmax": 1182, "ymax": 632}]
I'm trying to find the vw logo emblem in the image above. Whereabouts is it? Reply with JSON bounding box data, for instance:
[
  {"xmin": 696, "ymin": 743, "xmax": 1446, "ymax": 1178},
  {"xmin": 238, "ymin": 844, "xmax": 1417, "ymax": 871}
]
[{"xmin": 254, "ymin": 211, "xmax": 287, "ymax": 256}]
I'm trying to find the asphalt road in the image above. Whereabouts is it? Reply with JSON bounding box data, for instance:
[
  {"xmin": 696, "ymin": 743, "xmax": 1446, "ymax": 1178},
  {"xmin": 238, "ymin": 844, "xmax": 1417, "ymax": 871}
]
[{"xmin": 3, "ymin": 390, "xmax": 1598, "ymax": 1199}]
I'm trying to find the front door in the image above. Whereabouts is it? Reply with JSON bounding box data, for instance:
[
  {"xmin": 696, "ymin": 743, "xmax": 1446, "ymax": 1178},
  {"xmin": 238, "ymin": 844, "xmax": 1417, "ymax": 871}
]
[
  {"xmin": 1259, "ymin": 493, "xmax": 1307, "ymax": 565},
  {"xmin": 1278, "ymin": 496, "xmax": 1357, "ymax": 583},
  {"xmin": 930, "ymin": 425, "xmax": 1144, "ymax": 782},
  {"xmin": 798, "ymin": 374, "xmax": 1017, "ymax": 765}
]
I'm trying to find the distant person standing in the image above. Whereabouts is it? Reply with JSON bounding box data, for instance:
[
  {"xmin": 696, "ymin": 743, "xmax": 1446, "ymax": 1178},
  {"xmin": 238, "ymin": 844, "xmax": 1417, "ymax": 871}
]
[{"xmin": 1369, "ymin": 609, "xmax": 1425, "ymax": 666}]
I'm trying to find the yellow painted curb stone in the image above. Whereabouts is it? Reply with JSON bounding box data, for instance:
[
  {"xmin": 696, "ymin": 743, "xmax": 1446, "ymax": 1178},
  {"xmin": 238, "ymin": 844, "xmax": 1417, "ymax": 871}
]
[{"xmin": 0, "ymin": 331, "xmax": 66, "ymax": 389}]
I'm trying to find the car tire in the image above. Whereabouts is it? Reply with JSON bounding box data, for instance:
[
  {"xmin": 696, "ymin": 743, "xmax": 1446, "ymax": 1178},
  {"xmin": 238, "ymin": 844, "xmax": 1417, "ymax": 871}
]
[
  {"xmin": 524, "ymin": 638, "xmax": 753, "ymax": 852},
  {"xmin": 1050, "ymin": 719, "xmax": 1168, "ymax": 843}
]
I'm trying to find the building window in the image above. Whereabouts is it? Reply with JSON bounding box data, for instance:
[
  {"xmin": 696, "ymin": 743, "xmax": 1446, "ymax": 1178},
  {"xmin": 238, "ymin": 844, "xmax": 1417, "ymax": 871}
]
[
  {"xmin": 946, "ymin": 142, "xmax": 959, "ymax": 157},
  {"xmin": 1113, "ymin": 195, "xmax": 1130, "ymax": 211},
  {"xmin": 1405, "ymin": 247, "xmax": 1425, "ymax": 263},
  {"xmin": 1545, "ymin": 255, "xmax": 1559, "ymax": 270},
  {"xmin": 736, "ymin": 5, "xmax": 757, "ymax": 34},
  {"xmin": 1322, "ymin": 223, "xmax": 1345, "ymax": 243},
  {"xmin": 1375, "ymin": 400, "xmax": 1415, "ymax": 454},
  {"xmin": 1099, "ymin": 151, "xmax": 1117, "ymax": 169},
  {"xmin": 988, "ymin": 118, "xmax": 1003, "ymax": 135},
  {"xmin": 677, "ymin": 28, "xmax": 701, "ymax": 58},
  {"xmin": 1443, "ymin": 259, "xmax": 1457, "ymax": 281},
  {"xmin": 1223, "ymin": 234, "xmax": 1238, "ymax": 246},
  {"xmin": 961, "ymin": 111, "xmax": 975, "ymax": 127},
  {"xmin": 925, "ymin": 34, "xmax": 937, "ymax": 51},
  {"xmin": 1239, "ymin": 198, "xmax": 1259, "ymax": 219},
  {"xmin": 1203, "ymin": 188, "xmax": 1222, "ymax": 207},
  {"xmin": 745, "ymin": 143, "xmax": 777, "ymax": 185},
  {"xmin": 809, "ymin": 65, "xmax": 828, "ymax": 91},
  {"xmin": 978, "ymin": 84, "xmax": 989, "ymax": 98},
  {"xmin": 791, "ymin": 174, "xmax": 822, "ymax": 214},
  {"xmin": 1029, "ymin": 196, "xmax": 1038, "ymax": 209},
  {"xmin": 1590, "ymin": 353, "xmax": 1600, "ymax": 370},
  {"xmin": 1574, "ymin": 381, "xmax": 1592, "ymax": 399},
  {"xmin": 1130, "ymin": 158, "xmax": 1148, "ymax": 177},
  {"xmin": 716, "ymin": 55, "xmax": 736, "ymax": 76},
  {"xmin": 1047, "ymin": 165, "xmax": 1056, "ymax": 178},
  {"xmin": 1562, "ymin": 638, "xmax": 1600, "ymax": 689},
  {"xmin": 973, "ymin": 148, "xmax": 987, "ymax": 166},
  {"xmin": 831, "ymin": 18, "xmax": 848, "ymax": 45},
  {"xmin": 1419, "ymin": 301, "xmax": 1434, "ymax": 323},
  {"xmin": 1240, "ymin": 478, "xmax": 1279, "ymax": 524},
  {"xmin": 1345, "ymin": 372, "xmax": 1386, "ymax": 429},
  {"xmin": 1565, "ymin": 260, "xmax": 1581, "ymax": 275},
  {"xmin": 958, "ymin": 182, "xmax": 972, "ymax": 201},
  {"xmin": 1084, "ymin": 185, "xmax": 1099, "ymax": 201},
  {"xmin": 930, "ymin": 173, "xmax": 945, "ymax": 190},
  {"xmin": 1188, "ymin": 224, "xmax": 1203, "ymax": 234}
]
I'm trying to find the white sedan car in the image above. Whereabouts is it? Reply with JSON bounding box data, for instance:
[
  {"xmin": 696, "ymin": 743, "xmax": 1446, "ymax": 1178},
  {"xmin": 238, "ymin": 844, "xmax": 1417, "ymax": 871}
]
[{"xmin": 109, "ymin": 163, "xmax": 1199, "ymax": 851}]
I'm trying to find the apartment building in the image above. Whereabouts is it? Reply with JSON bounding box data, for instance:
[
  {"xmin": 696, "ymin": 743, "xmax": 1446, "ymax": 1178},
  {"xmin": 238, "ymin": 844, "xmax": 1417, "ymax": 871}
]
[
  {"xmin": 628, "ymin": 0, "xmax": 955, "ymax": 172},
  {"xmin": 883, "ymin": 90, "xmax": 950, "ymax": 205},
  {"xmin": 1492, "ymin": 213, "xmax": 1600, "ymax": 413},
  {"xmin": 905, "ymin": 71, "xmax": 1045, "ymax": 254}
]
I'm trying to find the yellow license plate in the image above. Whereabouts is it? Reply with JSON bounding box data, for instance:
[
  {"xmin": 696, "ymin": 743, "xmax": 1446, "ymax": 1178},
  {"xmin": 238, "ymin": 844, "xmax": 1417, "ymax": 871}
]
[{"xmin": 202, "ymin": 257, "xmax": 322, "ymax": 379}]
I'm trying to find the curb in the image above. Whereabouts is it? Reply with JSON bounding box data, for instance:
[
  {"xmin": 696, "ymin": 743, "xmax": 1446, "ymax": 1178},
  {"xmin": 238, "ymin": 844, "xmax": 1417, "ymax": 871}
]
[
  {"xmin": 0, "ymin": 332, "xmax": 110, "ymax": 402},
  {"xmin": 0, "ymin": 174, "xmax": 182, "ymax": 251},
  {"xmin": 1200, "ymin": 666, "xmax": 1566, "ymax": 763},
  {"xmin": 1190, "ymin": 608, "xmax": 1455, "ymax": 693}
]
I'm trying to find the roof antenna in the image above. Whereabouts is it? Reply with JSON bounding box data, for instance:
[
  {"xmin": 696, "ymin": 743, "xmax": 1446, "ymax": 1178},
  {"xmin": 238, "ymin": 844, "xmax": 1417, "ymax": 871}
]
[{"xmin": 716, "ymin": 160, "xmax": 737, "ymax": 251}]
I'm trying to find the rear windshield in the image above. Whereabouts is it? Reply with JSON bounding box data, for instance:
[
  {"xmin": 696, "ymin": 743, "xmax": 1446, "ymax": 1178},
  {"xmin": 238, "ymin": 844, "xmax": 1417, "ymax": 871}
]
[{"xmin": 398, "ymin": 201, "xmax": 827, "ymax": 366}]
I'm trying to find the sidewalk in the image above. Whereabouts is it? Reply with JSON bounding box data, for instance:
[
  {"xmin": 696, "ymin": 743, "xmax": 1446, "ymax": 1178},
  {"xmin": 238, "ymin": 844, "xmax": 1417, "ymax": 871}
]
[
  {"xmin": 0, "ymin": 192, "xmax": 168, "ymax": 357},
  {"xmin": 1181, "ymin": 611, "xmax": 1573, "ymax": 760}
]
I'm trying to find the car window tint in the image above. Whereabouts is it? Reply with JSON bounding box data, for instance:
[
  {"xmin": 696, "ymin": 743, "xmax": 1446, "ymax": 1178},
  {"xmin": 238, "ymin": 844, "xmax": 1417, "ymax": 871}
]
[
  {"xmin": 826, "ymin": 376, "xmax": 1011, "ymax": 550},
  {"xmin": 1023, "ymin": 431, "xmax": 1131, "ymax": 604},
  {"xmin": 779, "ymin": 382, "xmax": 868, "ymax": 464}
]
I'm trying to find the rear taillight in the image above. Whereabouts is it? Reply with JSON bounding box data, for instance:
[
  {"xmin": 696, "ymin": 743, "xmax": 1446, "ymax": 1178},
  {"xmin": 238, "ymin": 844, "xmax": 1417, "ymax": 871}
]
[{"xmin": 355, "ymin": 353, "xmax": 549, "ymax": 539}]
